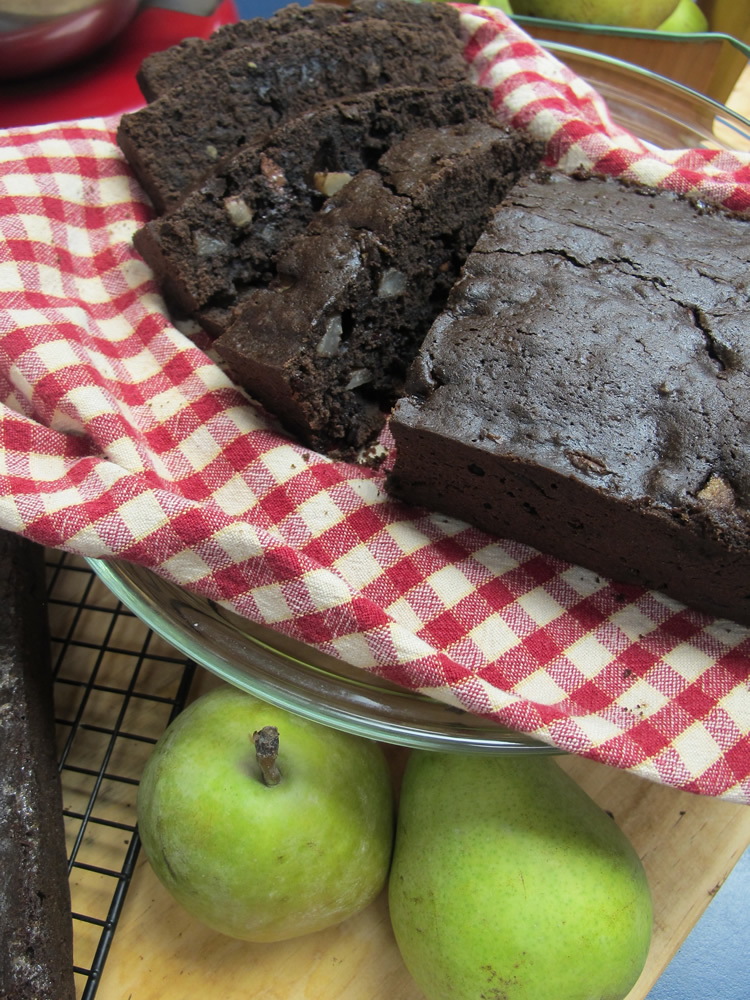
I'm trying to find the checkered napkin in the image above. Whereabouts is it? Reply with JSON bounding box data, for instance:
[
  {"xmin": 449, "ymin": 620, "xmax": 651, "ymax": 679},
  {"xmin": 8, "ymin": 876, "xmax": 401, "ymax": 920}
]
[
  {"xmin": 462, "ymin": 4, "xmax": 750, "ymax": 211},
  {"xmin": 1, "ymin": 6, "xmax": 750, "ymax": 802}
]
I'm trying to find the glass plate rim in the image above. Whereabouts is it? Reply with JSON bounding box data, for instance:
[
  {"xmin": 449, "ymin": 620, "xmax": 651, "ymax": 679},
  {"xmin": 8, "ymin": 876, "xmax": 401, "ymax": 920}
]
[
  {"xmin": 86, "ymin": 41, "xmax": 747, "ymax": 754},
  {"xmin": 513, "ymin": 15, "xmax": 750, "ymax": 62},
  {"xmin": 541, "ymin": 39, "xmax": 750, "ymax": 135},
  {"xmin": 87, "ymin": 555, "xmax": 558, "ymax": 753}
]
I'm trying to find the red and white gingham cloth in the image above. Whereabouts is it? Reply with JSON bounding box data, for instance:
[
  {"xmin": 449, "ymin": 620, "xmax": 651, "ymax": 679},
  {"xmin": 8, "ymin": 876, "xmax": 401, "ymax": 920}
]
[{"xmin": 1, "ymin": 6, "xmax": 750, "ymax": 801}]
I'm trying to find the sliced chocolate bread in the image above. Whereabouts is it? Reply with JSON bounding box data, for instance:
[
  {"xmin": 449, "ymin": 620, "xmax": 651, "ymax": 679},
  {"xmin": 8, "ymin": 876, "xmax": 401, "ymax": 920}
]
[
  {"xmin": 388, "ymin": 172, "xmax": 750, "ymax": 625},
  {"xmin": 0, "ymin": 532, "xmax": 75, "ymax": 1000},
  {"xmin": 137, "ymin": 0, "xmax": 464, "ymax": 102},
  {"xmin": 214, "ymin": 122, "xmax": 542, "ymax": 456},
  {"xmin": 118, "ymin": 18, "xmax": 470, "ymax": 212},
  {"xmin": 133, "ymin": 82, "xmax": 498, "ymax": 336}
]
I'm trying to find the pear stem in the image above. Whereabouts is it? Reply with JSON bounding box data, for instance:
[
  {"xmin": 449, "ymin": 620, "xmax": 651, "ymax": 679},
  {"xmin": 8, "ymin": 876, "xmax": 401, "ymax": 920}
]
[{"xmin": 252, "ymin": 726, "xmax": 282, "ymax": 786}]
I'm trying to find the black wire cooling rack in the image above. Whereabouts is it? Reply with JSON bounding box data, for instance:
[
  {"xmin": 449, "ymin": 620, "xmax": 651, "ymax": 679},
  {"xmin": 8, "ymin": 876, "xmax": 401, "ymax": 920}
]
[{"xmin": 46, "ymin": 549, "xmax": 197, "ymax": 1000}]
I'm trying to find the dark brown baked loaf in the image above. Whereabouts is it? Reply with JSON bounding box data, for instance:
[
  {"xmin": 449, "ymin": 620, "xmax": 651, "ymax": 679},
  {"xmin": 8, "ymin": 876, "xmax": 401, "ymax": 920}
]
[
  {"xmin": 214, "ymin": 122, "xmax": 542, "ymax": 456},
  {"xmin": 118, "ymin": 17, "xmax": 470, "ymax": 211},
  {"xmin": 388, "ymin": 172, "xmax": 750, "ymax": 625},
  {"xmin": 0, "ymin": 532, "xmax": 75, "ymax": 1000},
  {"xmin": 133, "ymin": 82, "xmax": 498, "ymax": 336},
  {"xmin": 137, "ymin": 0, "xmax": 464, "ymax": 101}
]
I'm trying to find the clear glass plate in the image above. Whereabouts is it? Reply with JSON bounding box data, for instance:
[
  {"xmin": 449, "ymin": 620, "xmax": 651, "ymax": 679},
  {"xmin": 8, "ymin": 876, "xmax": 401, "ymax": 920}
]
[
  {"xmin": 88, "ymin": 44, "xmax": 750, "ymax": 753},
  {"xmin": 89, "ymin": 556, "xmax": 552, "ymax": 752},
  {"xmin": 542, "ymin": 40, "xmax": 750, "ymax": 151}
]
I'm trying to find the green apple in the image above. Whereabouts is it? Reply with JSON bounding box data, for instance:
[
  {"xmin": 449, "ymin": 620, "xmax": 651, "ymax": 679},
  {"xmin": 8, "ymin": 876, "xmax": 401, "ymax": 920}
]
[
  {"xmin": 137, "ymin": 685, "xmax": 394, "ymax": 942},
  {"xmin": 512, "ymin": 0, "xmax": 679, "ymax": 28},
  {"xmin": 389, "ymin": 752, "xmax": 652, "ymax": 1000},
  {"xmin": 657, "ymin": 0, "xmax": 708, "ymax": 31}
]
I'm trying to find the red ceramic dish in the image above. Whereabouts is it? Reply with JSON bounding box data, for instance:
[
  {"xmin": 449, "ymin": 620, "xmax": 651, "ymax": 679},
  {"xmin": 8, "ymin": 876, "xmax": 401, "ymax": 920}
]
[
  {"xmin": 0, "ymin": 0, "xmax": 142, "ymax": 81},
  {"xmin": 0, "ymin": 0, "xmax": 239, "ymax": 128}
]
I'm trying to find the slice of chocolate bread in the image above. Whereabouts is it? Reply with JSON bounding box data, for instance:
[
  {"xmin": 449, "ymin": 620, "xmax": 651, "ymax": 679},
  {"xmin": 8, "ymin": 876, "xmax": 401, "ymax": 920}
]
[
  {"xmin": 133, "ymin": 82, "xmax": 498, "ymax": 335},
  {"xmin": 137, "ymin": 0, "xmax": 464, "ymax": 102},
  {"xmin": 0, "ymin": 532, "xmax": 75, "ymax": 1000},
  {"xmin": 117, "ymin": 18, "xmax": 470, "ymax": 212},
  {"xmin": 214, "ymin": 122, "xmax": 542, "ymax": 456},
  {"xmin": 388, "ymin": 172, "xmax": 750, "ymax": 625}
]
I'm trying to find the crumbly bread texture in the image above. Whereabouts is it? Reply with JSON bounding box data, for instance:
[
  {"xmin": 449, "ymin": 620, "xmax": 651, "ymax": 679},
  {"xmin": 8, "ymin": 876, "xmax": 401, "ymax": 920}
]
[
  {"xmin": 214, "ymin": 122, "xmax": 543, "ymax": 456},
  {"xmin": 133, "ymin": 82, "xmax": 499, "ymax": 336},
  {"xmin": 137, "ymin": 0, "xmax": 464, "ymax": 101},
  {"xmin": 118, "ymin": 17, "xmax": 470, "ymax": 211},
  {"xmin": 388, "ymin": 172, "xmax": 750, "ymax": 625},
  {"xmin": 0, "ymin": 532, "xmax": 75, "ymax": 1000}
]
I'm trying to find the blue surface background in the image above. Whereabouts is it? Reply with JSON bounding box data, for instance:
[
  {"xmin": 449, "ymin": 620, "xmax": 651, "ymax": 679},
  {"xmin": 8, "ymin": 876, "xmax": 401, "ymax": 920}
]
[
  {"xmin": 645, "ymin": 846, "xmax": 750, "ymax": 1000},
  {"xmin": 246, "ymin": 0, "xmax": 311, "ymax": 15},
  {"xmin": 241, "ymin": 1, "xmax": 750, "ymax": 997}
]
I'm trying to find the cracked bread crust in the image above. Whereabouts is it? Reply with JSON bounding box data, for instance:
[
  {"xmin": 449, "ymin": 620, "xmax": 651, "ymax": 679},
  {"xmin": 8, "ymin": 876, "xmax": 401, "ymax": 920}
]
[
  {"xmin": 137, "ymin": 0, "xmax": 464, "ymax": 102},
  {"xmin": 0, "ymin": 533, "xmax": 74, "ymax": 1000},
  {"xmin": 214, "ymin": 122, "xmax": 543, "ymax": 456},
  {"xmin": 117, "ymin": 18, "xmax": 470, "ymax": 212},
  {"xmin": 132, "ymin": 83, "xmax": 498, "ymax": 335},
  {"xmin": 388, "ymin": 172, "xmax": 750, "ymax": 624}
]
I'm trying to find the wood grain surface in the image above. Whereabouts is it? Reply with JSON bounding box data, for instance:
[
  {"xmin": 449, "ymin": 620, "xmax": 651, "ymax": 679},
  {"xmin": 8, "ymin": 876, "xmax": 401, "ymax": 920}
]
[
  {"xmin": 728, "ymin": 61, "xmax": 750, "ymax": 118},
  {"xmin": 66, "ymin": 661, "xmax": 750, "ymax": 1000}
]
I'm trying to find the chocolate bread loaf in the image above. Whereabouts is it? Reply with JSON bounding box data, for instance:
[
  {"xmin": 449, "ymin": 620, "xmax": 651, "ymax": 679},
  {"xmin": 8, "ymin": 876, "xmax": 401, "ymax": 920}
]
[
  {"xmin": 0, "ymin": 532, "xmax": 75, "ymax": 1000},
  {"xmin": 214, "ymin": 122, "xmax": 542, "ymax": 456},
  {"xmin": 133, "ymin": 82, "xmax": 498, "ymax": 335},
  {"xmin": 137, "ymin": 0, "xmax": 464, "ymax": 102},
  {"xmin": 388, "ymin": 172, "xmax": 750, "ymax": 625},
  {"xmin": 118, "ymin": 18, "xmax": 470, "ymax": 211}
]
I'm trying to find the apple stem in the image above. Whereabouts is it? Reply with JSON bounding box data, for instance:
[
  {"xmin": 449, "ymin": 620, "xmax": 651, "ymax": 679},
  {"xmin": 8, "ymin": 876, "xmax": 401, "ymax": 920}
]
[{"xmin": 252, "ymin": 726, "xmax": 282, "ymax": 786}]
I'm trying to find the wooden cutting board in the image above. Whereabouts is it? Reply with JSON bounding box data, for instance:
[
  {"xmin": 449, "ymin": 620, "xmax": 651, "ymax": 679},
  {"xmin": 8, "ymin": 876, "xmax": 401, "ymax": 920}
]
[{"xmin": 79, "ymin": 667, "xmax": 750, "ymax": 1000}]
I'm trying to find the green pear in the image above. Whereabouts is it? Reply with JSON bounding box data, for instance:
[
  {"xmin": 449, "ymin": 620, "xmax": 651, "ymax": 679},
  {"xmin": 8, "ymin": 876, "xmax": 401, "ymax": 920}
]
[
  {"xmin": 512, "ymin": 0, "xmax": 678, "ymax": 28},
  {"xmin": 137, "ymin": 686, "xmax": 394, "ymax": 941},
  {"xmin": 479, "ymin": 0, "xmax": 515, "ymax": 12},
  {"xmin": 657, "ymin": 0, "xmax": 708, "ymax": 31},
  {"xmin": 388, "ymin": 752, "xmax": 652, "ymax": 1000}
]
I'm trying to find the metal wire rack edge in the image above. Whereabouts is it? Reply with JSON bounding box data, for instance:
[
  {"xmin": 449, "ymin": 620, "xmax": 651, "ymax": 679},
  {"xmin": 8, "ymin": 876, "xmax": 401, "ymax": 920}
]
[{"xmin": 46, "ymin": 549, "xmax": 196, "ymax": 1000}]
